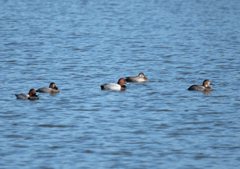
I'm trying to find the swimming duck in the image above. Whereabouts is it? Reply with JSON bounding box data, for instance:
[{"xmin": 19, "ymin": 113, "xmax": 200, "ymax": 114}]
[
  {"xmin": 36, "ymin": 82, "xmax": 60, "ymax": 93},
  {"xmin": 100, "ymin": 78, "xmax": 127, "ymax": 91},
  {"xmin": 125, "ymin": 73, "xmax": 148, "ymax": 82},
  {"xmin": 188, "ymin": 79, "xmax": 213, "ymax": 91},
  {"xmin": 15, "ymin": 89, "xmax": 39, "ymax": 100}
]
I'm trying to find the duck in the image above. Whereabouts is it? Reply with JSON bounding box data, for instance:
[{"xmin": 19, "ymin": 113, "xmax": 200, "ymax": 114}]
[
  {"xmin": 100, "ymin": 78, "xmax": 127, "ymax": 91},
  {"xmin": 125, "ymin": 72, "xmax": 148, "ymax": 82},
  {"xmin": 188, "ymin": 79, "xmax": 213, "ymax": 91},
  {"xmin": 36, "ymin": 82, "xmax": 60, "ymax": 93},
  {"xmin": 15, "ymin": 89, "xmax": 39, "ymax": 100}
]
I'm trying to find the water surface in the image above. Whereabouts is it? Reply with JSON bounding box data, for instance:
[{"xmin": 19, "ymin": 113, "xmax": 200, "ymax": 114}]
[{"xmin": 1, "ymin": 0, "xmax": 240, "ymax": 168}]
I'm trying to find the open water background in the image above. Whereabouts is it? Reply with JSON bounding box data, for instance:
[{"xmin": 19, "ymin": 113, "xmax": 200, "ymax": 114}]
[{"xmin": 0, "ymin": 0, "xmax": 240, "ymax": 168}]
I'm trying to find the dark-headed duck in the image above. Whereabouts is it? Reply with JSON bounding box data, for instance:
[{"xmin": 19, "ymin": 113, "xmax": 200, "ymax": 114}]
[
  {"xmin": 36, "ymin": 82, "xmax": 60, "ymax": 93},
  {"xmin": 188, "ymin": 79, "xmax": 213, "ymax": 91}
]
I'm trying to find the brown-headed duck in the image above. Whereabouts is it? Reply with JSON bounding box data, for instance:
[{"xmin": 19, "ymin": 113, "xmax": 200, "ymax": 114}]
[
  {"xmin": 15, "ymin": 89, "xmax": 39, "ymax": 100},
  {"xmin": 100, "ymin": 78, "xmax": 127, "ymax": 91}
]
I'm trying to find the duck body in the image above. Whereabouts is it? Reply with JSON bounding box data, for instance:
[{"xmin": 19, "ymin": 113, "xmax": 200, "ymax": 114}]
[
  {"xmin": 100, "ymin": 83, "xmax": 122, "ymax": 90},
  {"xmin": 125, "ymin": 73, "xmax": 148, "ymax": 83},
  {"xmin": 188, "ymin": 85, "xmax": 206, "ymax": 91},
  {"xmin": 36, "ymin": 87, "xmax": 59, "ymax": 93},
  {"xmin": 15, "ymin": 93, "xmax": 30, "ymax": 99}
]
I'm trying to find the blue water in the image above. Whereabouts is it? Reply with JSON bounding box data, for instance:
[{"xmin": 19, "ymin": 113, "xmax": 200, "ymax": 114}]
[{"xmin": 1, "ymin": 0, "xmax": 240, "ymax": 168}]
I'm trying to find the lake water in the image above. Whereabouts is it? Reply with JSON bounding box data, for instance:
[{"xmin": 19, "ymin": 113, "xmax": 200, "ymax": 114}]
[{"xmin": 1, "ymin": 0, "xmax": 240, "ymax": 168}]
